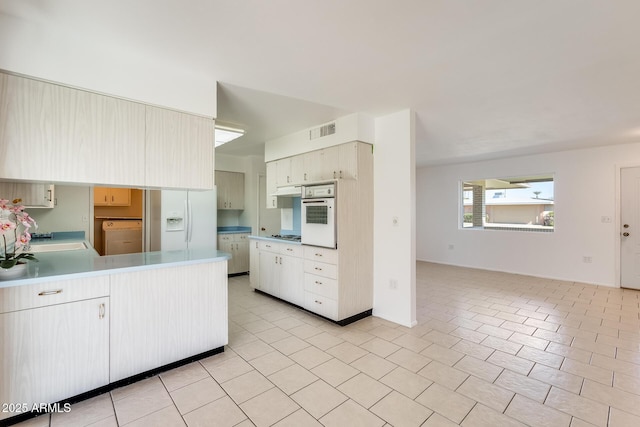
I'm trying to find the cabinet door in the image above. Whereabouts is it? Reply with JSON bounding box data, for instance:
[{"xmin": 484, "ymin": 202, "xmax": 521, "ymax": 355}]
[
  {"xmin": 109, "ymin": 188, "xmax": 131, "ymax": 206},
  {"xmin": 0, "ymin": 298, "xmax": 109, "ymax": 420},
  {"xmin": 276, "ymin": 158, "xmax": 292, "ymax": 185},
  {"xmin": 0, "ymin": 73, "xmax": 145, "ymax": 186},
  {"xmin": 228, "ymin": 172, "xmax": 245, "ymax": 210},
  {"xmin": 215, "ymin": 171, "xmax": 228, "ymax": 209},
  {"xmin": 0, "ymin": 183, "xmax": 54, "ymax": 208},
  {"xmin": 336, "ymin": 142, "xmax": 358, "ymax": 179},
  {"xmin": 94, "ymin": 187, "xmax": 110, "ymax": 206},
  {"xmin": 218, "ymin": 240, "xmax": 236, "ymax": 274},
  {"xmin": 110, "ymin": 262, "xmax": 227, "ymax": 382},
  {"xmin": 249, "ymin": 240, "xmax": 260, "ymax": 288},
  {"xmin": 258, "ymin": 251, "xmax": 279, "ymax": 296},
  {"xmin": 145, "ymin": 106, "xmax": 214, "ymax": 190},
  {"xmin": 266, "ymin": 162, "xmax": 278, "ymax": 209},
  {"xmin": 280, "ymin": 255, "xmax": 304, "ymax": 307},
  {"xmin": 289, "ymin": 154, "xmax": 306, "ymax": 184},
  {"xmin": 235, "ymin": 240, "xmax": 250, "ymax": 274}
]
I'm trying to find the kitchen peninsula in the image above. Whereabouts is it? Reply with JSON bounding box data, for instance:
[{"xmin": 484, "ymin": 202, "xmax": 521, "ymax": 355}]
[{"xmin": 0, "ymin": 242, "xmax": 230, "ymax": 423}]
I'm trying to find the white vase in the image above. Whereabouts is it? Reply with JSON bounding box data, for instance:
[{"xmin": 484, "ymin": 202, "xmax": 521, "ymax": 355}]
[{"xmin": 0, "ymin": 262, "xmax": 27, "ymax": 280}]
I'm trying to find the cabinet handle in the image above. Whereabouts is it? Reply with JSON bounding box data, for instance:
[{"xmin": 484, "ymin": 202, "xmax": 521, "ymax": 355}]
[
  {"xmin": 229, "ymin": 202, "xmax": 232, "ymax": 208},
  {"xmin": 266, "ymin": 244, "xmax": 271, "ymax": 248},
  {"xmin": 315, "ymin": 253, "xmax": 323, "ymax": 257},
  {"xmin": 104, "ymin": 195, "xmax": 108, "ymax": 202},
  {"xmin": 279, "ymin": 257, "xmax": 283, "ymax": 264},
  {"xmin": 287, "ymin": 176, "xmax": 290, "ymax": 183},
  {"xmin": 46, "ymin": 189, "xmax": 52, "ymax": 202},
  {"xmin": 333, "ymin": 171, "xmax": 336, "ymax": 179},
  {"xmin": 315, "ymin": 300, "xmax": 323, "ymax": 305},
  {"xmin": 304, "ymin": 173, "xmax": 307, "ymax": 181},
  {"xmin": 315, "ymin": 267, "xmax": 322, "ymax": 271},
  {"xmin": 111, "ymin": 195, "xmax": 115, "ymax": 202},
  {"xmin": 275, "ymin": 256, "xmax": 278, "ymax": 264},
  {"xmin": 38, "ymin": 289, "xmax": 63, "ymax": 296},
  {"xmin": 340, "ymin": 170, "xmax": 343, "ymax": 179},
  {"xmin": 99, "ymin": 303, "xmax": 106, "ymax": 319},
  {"xmin": 315, "ymin": 281, "xmax": 323, "ymax": 285},
  {"xmin": 287, "ymin": 248, "xmax": 293, "ymax": 251},
  {"xmin": 272, "ymin": 199, "xmax": 275, "ymax": 207}
]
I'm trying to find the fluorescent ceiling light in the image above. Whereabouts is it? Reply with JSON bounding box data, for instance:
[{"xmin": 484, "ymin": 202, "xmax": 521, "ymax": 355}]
[{"xmin": 215, "ymin": 125, "xmax": 244, "ymax": 147}]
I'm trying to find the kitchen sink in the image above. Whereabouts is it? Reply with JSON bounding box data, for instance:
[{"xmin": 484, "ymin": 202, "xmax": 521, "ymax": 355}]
[{"xmin": 27, "ymin": 241, "xmax": 88, "ymax": 253}]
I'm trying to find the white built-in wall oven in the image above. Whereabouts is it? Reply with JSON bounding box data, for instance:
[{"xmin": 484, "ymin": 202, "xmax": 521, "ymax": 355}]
[{"xmin": 301, "ymin": 183, "xmax": 336, "ymax": 248}]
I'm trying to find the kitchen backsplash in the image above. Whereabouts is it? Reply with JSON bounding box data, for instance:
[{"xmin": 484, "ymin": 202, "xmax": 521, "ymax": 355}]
[{"xmin": 281, "ymin": 197, "xmax": 301, "ymax": 235}]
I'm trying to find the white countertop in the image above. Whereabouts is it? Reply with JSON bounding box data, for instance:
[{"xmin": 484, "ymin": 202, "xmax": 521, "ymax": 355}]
[{"xmin": 0, "ymin": 242, "xmax": 230, "ymax": 288}]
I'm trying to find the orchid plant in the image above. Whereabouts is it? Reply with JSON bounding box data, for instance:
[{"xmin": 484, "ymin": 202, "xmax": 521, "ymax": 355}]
[{"xmin": 0, "ymin": 198, "xmax": 38, "ymax": 269}]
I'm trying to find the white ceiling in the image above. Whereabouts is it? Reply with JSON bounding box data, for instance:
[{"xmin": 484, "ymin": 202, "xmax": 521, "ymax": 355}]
[{"xmin": 4, "ymin": 0, "xmax": 640, "ymax": 166}]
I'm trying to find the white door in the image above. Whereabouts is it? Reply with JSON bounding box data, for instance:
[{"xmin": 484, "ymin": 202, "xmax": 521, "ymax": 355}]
[
  {"xmin": 621, "ymin": 167, "xmax": 640, "ymax": 289},
  {"xmin": 258, "ymin": 174, "xmax": 281, "ymax": 236}
]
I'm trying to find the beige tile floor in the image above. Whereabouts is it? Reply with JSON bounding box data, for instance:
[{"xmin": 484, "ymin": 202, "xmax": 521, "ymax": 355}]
[{"xmin": 13, "ymin": 262, "xmax": 640, "ymax": 427}]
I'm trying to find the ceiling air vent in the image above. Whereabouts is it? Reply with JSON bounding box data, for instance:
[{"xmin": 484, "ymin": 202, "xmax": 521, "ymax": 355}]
[{"xmin": 309, "ymin": 122, "xmax": 336, "ymax": 140}]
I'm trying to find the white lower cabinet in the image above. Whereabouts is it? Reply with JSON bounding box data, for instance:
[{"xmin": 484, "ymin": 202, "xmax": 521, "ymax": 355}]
[
  {"xmin": 303, "ymin": 246, "xmax": 339, "ymax": 321},
  {"xmin": 0, "ymin": 297, "xmax": 109, "ymax": 420},
  {"xmin": 255, "ymin": 240, "xmax": 304, "ymax": 307},
  {"xmin": 109, "ymin": 262, "xmax": 228, "ymax": 382},
  {"xmin": 218, "ymin": 233, "xmax": 250, "ymax": 274},
  {"xmin": 249, "ymin": 239, "xmax": 260, "ymax": 288}
]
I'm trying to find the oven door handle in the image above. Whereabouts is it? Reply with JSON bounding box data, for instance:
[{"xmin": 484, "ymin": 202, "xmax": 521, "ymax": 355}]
[{"xmin": 302, "ymin": 200, "xmax": 328, "ymax": 204}]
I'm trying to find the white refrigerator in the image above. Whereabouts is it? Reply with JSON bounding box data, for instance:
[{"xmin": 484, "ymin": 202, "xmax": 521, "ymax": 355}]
[{"xmin": 147, "ymin": 189, "xmax": 217, "ymax": 251}]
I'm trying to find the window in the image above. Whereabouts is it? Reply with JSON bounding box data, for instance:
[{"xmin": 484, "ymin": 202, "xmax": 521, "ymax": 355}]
[{"xmin": 461, "ymin": 175, "xmax": 554, "ymax": 232}]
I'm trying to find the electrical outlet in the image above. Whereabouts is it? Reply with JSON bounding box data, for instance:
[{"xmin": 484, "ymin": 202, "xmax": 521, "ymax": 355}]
[
  {"xmin": 583, "ymin": 256, "xmax": 592, "ymax": 263},
  {"xmin": 389, "ymin": 279, "xmax": 398, "ymax": 289},
  {"xmin": 82, "ymin": 215, "xmax": 89, "ymax": 222},
  {"xmin": 601, "ymin": 216, "xmax": 612, "ymax": 223}
]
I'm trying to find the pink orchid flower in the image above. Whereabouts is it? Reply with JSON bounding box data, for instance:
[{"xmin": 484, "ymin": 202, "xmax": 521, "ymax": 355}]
[
  {"xmin": 16, "ymin": 212, "xmax": 37, "ymax": 229},
  {"xmin": 0, "ymin": 219, "xmax": 17, "ymax": 235},
  {"xmin": 0, "ymin": 199, "xmax": 9, "ymax": 210},
  {"xmin": 15, "ymin": 232, "xmax": 31, "ymax": 248},
  {"xmin": 9, "ymin": 204, "xmax": 25, "ymax": 214}
]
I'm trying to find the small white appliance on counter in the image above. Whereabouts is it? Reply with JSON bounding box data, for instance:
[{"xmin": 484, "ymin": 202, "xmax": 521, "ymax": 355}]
[
  {"xmin": 147, "ymin": 189, "xmax": 217, "ymax": 251},
  {"xmin": 301, "ymin": 183, "xmax": 336, "ymax": 248}
]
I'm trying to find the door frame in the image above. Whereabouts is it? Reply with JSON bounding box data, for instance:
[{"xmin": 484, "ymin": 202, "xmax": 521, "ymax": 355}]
[{"xmin": 615, "ymin": 162, "xmax": 640, "ymax": 288}]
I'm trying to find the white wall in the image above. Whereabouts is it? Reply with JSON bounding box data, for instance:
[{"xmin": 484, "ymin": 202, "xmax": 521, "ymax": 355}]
[
  {"xmin": 373, "ymin": 110, "xmax": 416, "ymax": 327},
  {"xmin": 29, "ymin": 185, "xmax": 91, "ymax": 237},
  {"xmin": 0, "ymin": 11, "xmax": 215, "ymax": 116},
  {"xmin": 417, "ymin": 142, "xmax": 640, "ymax": 287}
]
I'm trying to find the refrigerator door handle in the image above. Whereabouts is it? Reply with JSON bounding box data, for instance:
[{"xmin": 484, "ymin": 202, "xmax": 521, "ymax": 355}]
[
  {"xmin": 184, "ymin": 200, "xmax": 189, "ymax": 242},
  {"xmin": 188, "ymin": 199, "xmax": 194, "ymax": 243}
]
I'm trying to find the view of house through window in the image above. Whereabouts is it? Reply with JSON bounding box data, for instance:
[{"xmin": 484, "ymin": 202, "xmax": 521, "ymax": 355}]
[{"xmin": 461, "ymin": 175, "xmax": 554, "ymax": 231}]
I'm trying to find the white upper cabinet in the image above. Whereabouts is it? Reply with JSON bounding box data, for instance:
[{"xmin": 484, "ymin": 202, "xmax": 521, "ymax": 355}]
[
  {"xmin": 0, "ymin": 71, "xmax": 215, "ymax": 190},
  {"xmin": 215, "ymin": 170, "xmax": 244, "ymax": 210},
  {"xmin": 145, "ymin": 106, "xmax": 214, "ymax": 190},
  {"xmin": 0, "ymin": 73, "xmax": 145, "ymax": 186},
  {"xmin": 0, "ymin": 182, "xmax": 54, "ymax": 208}
]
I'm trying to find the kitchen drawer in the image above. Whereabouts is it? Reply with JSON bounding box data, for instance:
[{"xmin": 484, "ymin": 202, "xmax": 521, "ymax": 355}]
[
  {"xmin": 218, "ymin": 233, "xmax": 250, "ymax": 243},
  {"xmin": 304, "ymin": 291, "xmax": 338, "ymax": 320},
  {"xmin": 280, "ymin": 243, "xmax": 303, "ymax": 258},
  {"xmin": 0, "ymin": 275, "xmax": 110, "ymax": 314},
  {"xmin": 304, "ymin": 246, "xmax": 338, "ymax": 264},
  {"xmin": 304, "ymin": 273, "xmax": 338, "ymax": 300},
  {"xmin": 304, "ymin": 259, "xmax": 337, "ymax": 279},
  {"xmin": 259, "ymin": 240, "xmax": 281, "ymax": 253}
]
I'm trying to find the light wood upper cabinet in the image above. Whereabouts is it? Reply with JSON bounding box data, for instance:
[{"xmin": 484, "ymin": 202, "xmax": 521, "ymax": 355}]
[
  {"xmin": 145, "ymin": 106, "xmax": 214, "ymax": 190},
  {"xmin": 0, "ymin": 182, "xmax": 54, "ymax": 208},
  {"xmin": 215, "ymin": 170, "xmax": 244, "ymax": 210},
  {"xmin": 94, "ymin": 187, "xmax": 131, "ymax": 206},
  {"xmin": 0, "ymin": 73, "xmax": 145, "ymax": 186}
]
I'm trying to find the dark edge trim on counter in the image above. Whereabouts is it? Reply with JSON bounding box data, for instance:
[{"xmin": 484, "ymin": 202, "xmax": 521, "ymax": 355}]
[
  {"xmin": 254, "ymin": 289, "xmax": 372, "ymax": 326},
  {"xmin": 0, "ymin": 346, "xmax": 224, "ymax": 427}
]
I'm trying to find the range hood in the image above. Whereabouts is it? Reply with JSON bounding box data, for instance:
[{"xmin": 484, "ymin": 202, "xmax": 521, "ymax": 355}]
[{"xmin": 270, "ymin": 185, "xmax": 302, "ymax": 197}]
